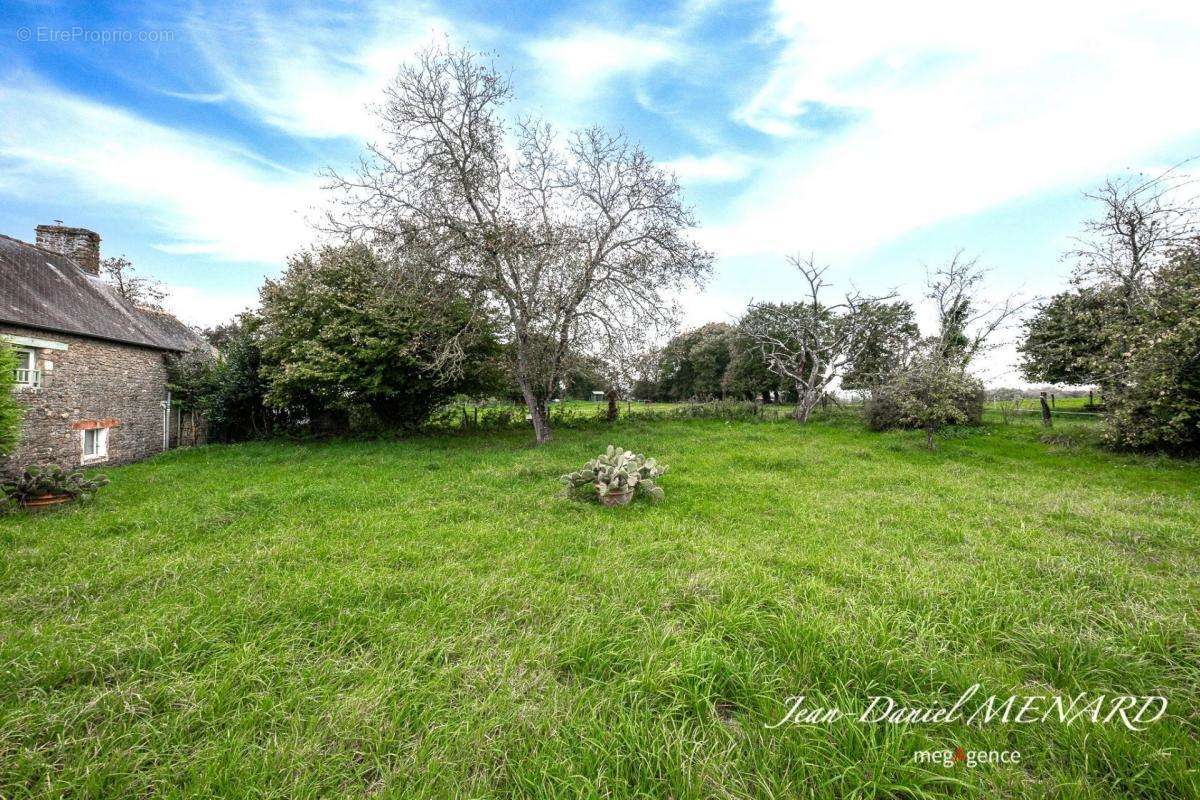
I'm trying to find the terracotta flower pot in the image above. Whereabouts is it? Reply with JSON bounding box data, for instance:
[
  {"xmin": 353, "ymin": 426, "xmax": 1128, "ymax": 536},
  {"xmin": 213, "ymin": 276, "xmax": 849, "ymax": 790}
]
[
  {"xmin": 22, "ymin": 493, "xmax": 72, "ymax": 509},
  {"xmin": 597, "ymin": 484, "xmax": 634, "ymax": 507}
]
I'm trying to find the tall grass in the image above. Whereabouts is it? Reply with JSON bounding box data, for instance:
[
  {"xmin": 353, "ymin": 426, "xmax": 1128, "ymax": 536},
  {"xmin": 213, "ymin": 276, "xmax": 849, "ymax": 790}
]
[{"xmin": 2, "ymin": 416, "xmax": 1197, "ymax": 798}]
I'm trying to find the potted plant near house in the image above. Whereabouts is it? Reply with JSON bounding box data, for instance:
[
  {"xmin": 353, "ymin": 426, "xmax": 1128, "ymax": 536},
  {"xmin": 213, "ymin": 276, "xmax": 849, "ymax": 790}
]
[
  {"xmin": 561, "ymin": 445, "xmax": 667, "ymax": 506},
  {"xmin": 2, "ymin": 465, "xmax": 108, "ymax": 510}
]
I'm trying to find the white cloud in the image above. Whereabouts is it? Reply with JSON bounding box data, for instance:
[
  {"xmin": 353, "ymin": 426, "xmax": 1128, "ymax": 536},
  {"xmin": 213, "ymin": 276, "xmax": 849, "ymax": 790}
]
[
  {"xmin": 0, "ymin": 80, "xmax": 318, "ymax": 263},
  {"xmin": 164, "ymin": 284, "xmax": 260, "ymax": 328},
  {"xmin": 678, "ymin": 285, "xmax": 746, "ymax": 329},
  {"xmin": 709, "ymin": 1, "xmax": 1200, "ymax": 258},
  {"xmin": 664, "ymin": 153, "xmax": 755, "ymax": 183},
  {"xmin": 186, "ymin": 2, "xmax": 457, "ymax": 140},
  {"xmin": 525, "ymin": 26, "xmax": 677, "ymax": 103}
]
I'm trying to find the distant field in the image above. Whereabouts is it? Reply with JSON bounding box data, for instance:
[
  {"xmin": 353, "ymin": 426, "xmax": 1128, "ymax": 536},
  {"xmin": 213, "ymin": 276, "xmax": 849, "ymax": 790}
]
[
  {"xmin": 2, "ymin": 413, "xmax": 1197, "ymax": 798},
  {"xmin": 552, "ymin": 399, "xmax": 685, "ymax": 415},
  {"xmin": 986, "ymin": 395, "xmax": 1100, "ymax": 412}
]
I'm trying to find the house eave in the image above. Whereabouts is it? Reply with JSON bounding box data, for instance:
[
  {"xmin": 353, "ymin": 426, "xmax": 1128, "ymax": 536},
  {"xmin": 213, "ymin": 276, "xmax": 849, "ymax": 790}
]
[{"xmin": 0, "ymin": 317, "xmax": 187, "ymax": 353}]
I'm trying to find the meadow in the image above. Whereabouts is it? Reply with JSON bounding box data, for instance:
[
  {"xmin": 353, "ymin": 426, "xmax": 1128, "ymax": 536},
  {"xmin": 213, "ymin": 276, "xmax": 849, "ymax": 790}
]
[{"xmin": 1, "ymin": 411, "xmax": 1197, "ymax": 798}]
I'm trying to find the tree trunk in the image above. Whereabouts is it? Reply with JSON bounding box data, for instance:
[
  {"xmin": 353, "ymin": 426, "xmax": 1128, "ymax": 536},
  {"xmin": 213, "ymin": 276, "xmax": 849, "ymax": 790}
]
[
  {"xmin": 517, "ymin": 379, "xmax": 552, "ymax": 444},
  {"xmin": 1039, "ymin": 392, "xmax": 1052, "ymax": 427},
  {"xmin": 793, "ymin": 381, "xmax": 815, "ymax": 422},
  {"xmin": 606, "ymin": 389, "xmax": 619, "ymax": 423},
  {"xmin": 531, "ymin": 398, "xmax": 551, "ymax": 444},
  {"xmin": 926, "ymin": 427, "xmax": 935, "ymax": 449}
]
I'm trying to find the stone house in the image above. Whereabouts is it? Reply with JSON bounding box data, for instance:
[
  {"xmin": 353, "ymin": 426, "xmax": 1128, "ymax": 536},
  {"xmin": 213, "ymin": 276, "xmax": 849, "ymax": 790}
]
[{"xmin": 1, "ymin": 224, "xmax": 209, "ymax": 473}]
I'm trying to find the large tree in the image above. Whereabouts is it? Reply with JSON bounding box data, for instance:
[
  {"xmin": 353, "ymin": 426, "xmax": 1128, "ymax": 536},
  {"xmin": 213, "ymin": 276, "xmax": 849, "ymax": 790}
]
[
  {"xmin": 688, "ymin": 324, "xmax": 738, "ymax": 399},
  {"xmin": 1102, "ymin": 248, "xmax": 1200, "ymax": 454},
  {"xmin": 1020, "ymin": 167, "xmax": 1200, "ymax": 452},
  {"xmin": 257, "ymin": 244, "xmax": 499, "ymax": 431},
  {"xmin": 654, "ymin": 323, "xmax": 737, "ymax": 400},
  {"xmin": 924, "ymin": 251, "xmax": 1027, "ymax": 373},
  {"xmin": 560, "ymin": 352, "xmax": 609, "ymax": 400},
  {"xmin": 723, "ymin": 322, "xmax": 782, "ymax": 402},
  {"xmin": 840, "ymin": 299, "xmax": 919, "ymax": 392},
  {"xmin": 166, "ymin": 314, "xmax": 281, "ymax": 442},
  {"xmin": 1017, "ymin": 286, "xmax": 1114, "ymax": 386},
  {"xmin": 741, "ymin": 255, "xmax": 896, "ymax": 422},
  {"xmin": 328, "ymin": 46, "xmax": 711, "ymax": 443},
  {"xmin": 1069, "ymin": 166, "xmax": 1199, "ymax": 310},
  {"xmin": 1022, "ymin": 167, "xmax": 1198, "ymax": 386}
]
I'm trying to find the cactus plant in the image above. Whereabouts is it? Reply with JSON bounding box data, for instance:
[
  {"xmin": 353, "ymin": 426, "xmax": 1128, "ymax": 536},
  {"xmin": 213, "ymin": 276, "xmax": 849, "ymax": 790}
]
[
  {"xmin": 2, "ymin": 464, "xmax": 109, "ymax": 509},
  {"xmin": 561, "ymin": 445, "xmax": 667, "ymax": 505}
]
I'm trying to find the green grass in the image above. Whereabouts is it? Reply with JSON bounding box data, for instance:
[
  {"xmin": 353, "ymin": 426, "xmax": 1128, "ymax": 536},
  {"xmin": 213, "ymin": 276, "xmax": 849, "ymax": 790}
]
[{"xmin": 2, "ymin": 414, "xmax": 1198, "ymax": 798}]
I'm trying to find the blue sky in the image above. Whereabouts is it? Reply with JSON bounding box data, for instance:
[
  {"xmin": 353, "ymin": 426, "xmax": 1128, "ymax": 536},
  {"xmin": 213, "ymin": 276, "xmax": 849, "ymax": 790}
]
[{"xmin": 3, "ymin": 0, "xmax": 1199, "ymax": 381}]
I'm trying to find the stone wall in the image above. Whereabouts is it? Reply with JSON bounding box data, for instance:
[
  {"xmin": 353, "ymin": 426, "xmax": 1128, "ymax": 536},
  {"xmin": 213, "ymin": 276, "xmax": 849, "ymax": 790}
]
[{"xmin": 2, "ymin": 325, "xmax": 173, "ymax": 473}]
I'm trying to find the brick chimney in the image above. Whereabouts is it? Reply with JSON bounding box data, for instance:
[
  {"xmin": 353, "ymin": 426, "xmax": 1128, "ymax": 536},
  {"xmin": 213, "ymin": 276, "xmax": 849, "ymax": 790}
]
[{"xmin": 35, "ymin": 222, "xmax": 101, "ymax": 275}]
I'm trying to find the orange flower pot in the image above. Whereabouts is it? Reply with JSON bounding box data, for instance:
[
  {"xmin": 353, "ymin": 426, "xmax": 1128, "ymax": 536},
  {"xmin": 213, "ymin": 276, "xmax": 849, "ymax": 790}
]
[
  {"xmin": 21, "ymin": 493, "xmax": 72, "ymax": 509},
  {"xmin": 597, "ymin": 485, "xmax": 634, "ymax": 507}
]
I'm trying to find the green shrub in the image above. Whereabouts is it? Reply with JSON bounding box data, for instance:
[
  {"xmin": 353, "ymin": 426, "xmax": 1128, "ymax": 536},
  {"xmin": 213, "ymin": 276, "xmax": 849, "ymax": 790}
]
[
  {"xmin": 663, "ymin": 400, "xmax": 764, "ymax": 421},
  {"xmin": 168, "ymin": 314, "xmax": 281, "ymax": 442},
  {"xmin": 1100, "ymin": 255, "xmax": 1200, "ymax": 455},
  {"xmin": 864, "ymin": 354, "xmax": 985, "ymax": 448},
  {"xmin": 0, "ymin": 347, "xmax": 21, "ymax": 458},
  {"xmin": 258, "ymin": 244, "xmax": 501, "ymax": 432},
  {"xmin": 865, "ymin": 379, "xmax": 984, "ymax": 432},
  {"xmin": 1038, "ymin": 429, "xmax": 1097, "ymax": 451}
]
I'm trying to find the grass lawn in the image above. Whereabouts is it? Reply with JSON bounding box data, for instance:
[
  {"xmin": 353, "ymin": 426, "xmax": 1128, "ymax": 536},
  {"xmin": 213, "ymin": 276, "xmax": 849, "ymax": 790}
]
[{"xmin": 2, "ymin": 414, "xmax": 1198, "ymax": 798}]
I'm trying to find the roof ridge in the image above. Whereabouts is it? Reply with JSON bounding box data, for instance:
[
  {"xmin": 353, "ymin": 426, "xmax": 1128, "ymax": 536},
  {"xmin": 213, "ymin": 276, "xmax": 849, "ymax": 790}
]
[
  {"xmin": 0, "ymin": 232, "xmax": 90, "ymax": 272},
  {"xmin": 0, "ymin": 233, "xmax": 204, "ymax": 352}
]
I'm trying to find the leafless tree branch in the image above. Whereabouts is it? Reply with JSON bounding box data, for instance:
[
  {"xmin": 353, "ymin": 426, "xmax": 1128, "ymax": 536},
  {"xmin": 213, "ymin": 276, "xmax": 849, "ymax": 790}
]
[{"xmin": 322, "ymin": 45, "xmax": 712, "ymax": 443}]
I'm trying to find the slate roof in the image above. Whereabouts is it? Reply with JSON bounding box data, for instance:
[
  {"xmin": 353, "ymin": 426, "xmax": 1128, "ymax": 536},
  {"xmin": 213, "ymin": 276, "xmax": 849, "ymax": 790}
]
[{"xmin": 0, "ymin": 234, "xmax": 205, "ymax": 352}]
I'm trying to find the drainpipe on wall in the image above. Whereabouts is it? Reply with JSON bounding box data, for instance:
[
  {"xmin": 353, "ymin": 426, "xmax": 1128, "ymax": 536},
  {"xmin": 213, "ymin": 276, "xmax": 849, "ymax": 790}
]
[{"xmin": 161, "ymin": 391, "xmax": 171, "ymax": 451}]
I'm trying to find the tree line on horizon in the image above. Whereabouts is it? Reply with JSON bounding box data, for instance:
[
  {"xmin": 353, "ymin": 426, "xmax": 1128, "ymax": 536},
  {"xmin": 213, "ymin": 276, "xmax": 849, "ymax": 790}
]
[{"xmin": 100, "ymin": 44, "xmax": 1198, "ymax": 457}]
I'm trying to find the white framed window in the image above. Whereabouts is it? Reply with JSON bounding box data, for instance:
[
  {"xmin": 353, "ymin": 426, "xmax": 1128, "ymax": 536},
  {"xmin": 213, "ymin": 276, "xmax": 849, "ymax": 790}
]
[
  {"xmin": 81, "ymin": 428, "xmax": 108, "ymax": 462},
  {"xmin": 12, "ymin": 347, "xmax": 40, "ymax": 387}
]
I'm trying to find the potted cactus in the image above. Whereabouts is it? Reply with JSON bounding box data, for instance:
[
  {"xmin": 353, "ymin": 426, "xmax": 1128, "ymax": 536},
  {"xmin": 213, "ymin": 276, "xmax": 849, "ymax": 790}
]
[
  {"xmin": 2, "ymin": 465, "xmax": 109, "ymax": 510},
  {"xmin": 561, "ymin": 445, "xmax": 667, "ymax": 506}
]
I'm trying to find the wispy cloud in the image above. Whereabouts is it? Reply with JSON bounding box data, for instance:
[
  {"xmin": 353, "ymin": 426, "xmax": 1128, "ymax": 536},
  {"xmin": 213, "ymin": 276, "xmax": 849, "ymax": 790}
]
[
  {"xmin": 0, "ymin": 78, "xmax": 319, "ymax": 263},
  {"xmin": 709, "ymin": 1, "xmax": 1200, "ymax": 258},
  {"xmin": 186, "ymin": 2, "xmax": 457, "ymax": 140},
  {"xmin": 663, "ymin": 153, "xmax": 756, "ymax": 183},
  {"xmin": 524, "ymin": 26, "xmax": 678, "ymax": 105},
  {"xmin": 3, "ymin": 0, "xmax": 1198, "ymax": 375}
]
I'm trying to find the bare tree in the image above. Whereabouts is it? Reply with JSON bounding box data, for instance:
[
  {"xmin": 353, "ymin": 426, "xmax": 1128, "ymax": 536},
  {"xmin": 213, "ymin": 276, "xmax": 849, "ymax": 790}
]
[
  {"xmin": 741, "ymin": 255, "xmax": 896, "ymax": 422},
  {"xmin": 325, "ymin": 46, "xmax": 711, "ymax": 443},
  {"xmin": 925, "ymin": 251, "xmax": 1028, "ymax": 371},
  {"xmin": 101, "ymin": 255, "xmax": 168, "ymax": 310},
  {"xmin": 1069, "ymin": 165, "xmax": 1199, "ymax": 309}
]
